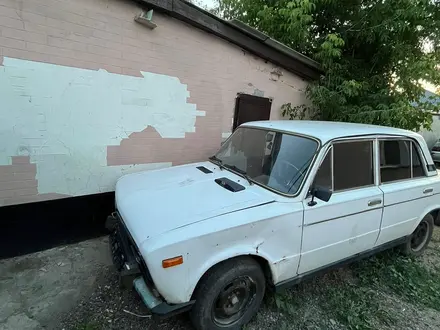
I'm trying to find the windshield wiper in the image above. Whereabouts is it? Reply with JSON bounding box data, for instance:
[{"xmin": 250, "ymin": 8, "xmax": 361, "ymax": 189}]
[
  {"xmin": 209, "ymin": 155, "xmax": 225, "ymax": 170},
  {"xmin": 224, "ymin": 164, "xmax": 253, "ymax": 185}
]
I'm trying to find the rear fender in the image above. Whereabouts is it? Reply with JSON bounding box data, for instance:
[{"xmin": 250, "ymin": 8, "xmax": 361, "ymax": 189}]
[{"xmin": 411, "ymin": 203, "xmax": 440, "ymax": 231}]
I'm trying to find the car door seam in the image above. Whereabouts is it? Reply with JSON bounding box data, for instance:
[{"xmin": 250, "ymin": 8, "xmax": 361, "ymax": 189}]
[
  {"xmin": 384, "ymin": 192, "xmax": 439, "ymax": 207},
  {"xmin": 303, "ymin": 208, "xmax": 380, "ymax": 227}
]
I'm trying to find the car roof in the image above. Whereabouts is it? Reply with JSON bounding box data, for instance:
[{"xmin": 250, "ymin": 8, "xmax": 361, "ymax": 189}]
[{"xmin": 242, "ymin": 120, "xmax": 420, "ymax": 144}]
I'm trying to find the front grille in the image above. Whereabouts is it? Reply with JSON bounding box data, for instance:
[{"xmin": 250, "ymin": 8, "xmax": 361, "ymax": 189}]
[
  {"xmin": 433, "ymin": 146, "xmax": 440, "ymax": 151},
  {"xmin": 114, "ymin": 211, "xmax": 155, "ymax": 287}
]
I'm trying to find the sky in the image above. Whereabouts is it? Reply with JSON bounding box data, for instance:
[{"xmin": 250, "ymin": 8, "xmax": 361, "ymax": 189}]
[{"xmin": 197, "ymin": 0, "xmax": 217, "ymax": 9}]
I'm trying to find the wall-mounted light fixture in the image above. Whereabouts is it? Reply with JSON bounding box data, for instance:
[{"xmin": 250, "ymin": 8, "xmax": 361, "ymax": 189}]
[{"xmin": 134, "ymin": 9, "xmax": 157, "ymax": 30}]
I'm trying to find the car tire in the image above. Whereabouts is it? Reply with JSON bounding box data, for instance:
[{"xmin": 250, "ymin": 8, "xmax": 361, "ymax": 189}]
[
  {"xmin": 401, "ymin": 213, "xmax": 434, "ymax": 257},
  {"xmin": 435, "ymin": 211, "xmax": 440, "ymax": 227},
  {"xmin": 109, "ymin": 230, "xmax": 124, "ymax": 271},
  {"xmin": 190, "ymin": 257, "xmax": 265, "ymax": 330}
]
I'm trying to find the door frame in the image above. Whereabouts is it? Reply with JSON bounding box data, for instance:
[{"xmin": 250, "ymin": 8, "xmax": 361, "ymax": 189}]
[
  {"xmin": 297, "ymin": 136, "xmax": 383, "ymax": 274},
  {"xmin": 299, "ymin": 136, "xmax": 380, "ymax": 201}
]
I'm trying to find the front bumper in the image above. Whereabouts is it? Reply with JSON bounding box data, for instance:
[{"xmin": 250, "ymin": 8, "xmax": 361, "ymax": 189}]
[{"xmin": 106, "ymin": 212, "xmax": 195, "ymax": 319}]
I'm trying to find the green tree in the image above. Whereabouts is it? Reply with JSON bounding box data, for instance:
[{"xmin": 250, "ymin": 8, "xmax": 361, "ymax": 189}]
[{"xmin": 219, "ymin": 0, "xmax": 440, "ymax": 131}]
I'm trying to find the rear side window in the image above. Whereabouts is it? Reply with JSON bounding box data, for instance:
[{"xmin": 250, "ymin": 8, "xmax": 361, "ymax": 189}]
[
  {"xmin": 313, "ymin": 140, "xmax": 374, "ymax": 191},
  {"xmin": 380, "ymin": 140, "xmax": 425, "ymax": 183},
  {"xmin": 412, "ymin": 142, "xmax": 425, "ymax": 178}
]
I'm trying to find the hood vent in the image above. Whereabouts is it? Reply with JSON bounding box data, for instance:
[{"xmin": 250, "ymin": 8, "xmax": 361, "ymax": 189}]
[
  {"xmin": 197, "ymin": 166, "xmax": 213, "ymax": 174},
  {"xmin": 215, "ymin": 178, "xmax": 245, "ymax": 192}
]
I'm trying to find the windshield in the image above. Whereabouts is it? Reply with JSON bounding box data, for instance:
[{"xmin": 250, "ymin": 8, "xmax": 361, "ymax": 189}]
[{"xmin": 213, "ymin": 127, "xmax": 319, "ymax": 194}]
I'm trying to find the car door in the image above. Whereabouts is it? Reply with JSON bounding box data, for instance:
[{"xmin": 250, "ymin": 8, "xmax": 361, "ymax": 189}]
[
  {"xmin": 375, "ymin": 138, "xmax": 433, "ymax": 245},
  {"xmin": 298, "ymin": 138, "xmax": 384, "ymax": 274}
]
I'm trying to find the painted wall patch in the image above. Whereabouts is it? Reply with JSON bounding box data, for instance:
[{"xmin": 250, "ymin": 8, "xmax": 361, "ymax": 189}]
[{"xmin": 0, "ymin": 57, "xmax": 204, "ymax": 201}]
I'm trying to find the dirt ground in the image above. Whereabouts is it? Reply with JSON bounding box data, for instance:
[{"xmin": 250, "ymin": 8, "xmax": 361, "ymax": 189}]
[
  {"xmin": 0, "ymin": 238, "xmax": 112, "ymax": 330},
  {"xmin": 2, "ymin": 229, "xmax": 440, "ymax": 330}
]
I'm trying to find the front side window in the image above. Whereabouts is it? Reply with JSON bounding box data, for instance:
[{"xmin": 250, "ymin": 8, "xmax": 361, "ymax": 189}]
[
  {"xmin": 334, "ymin": 141, "xmax": 374, "ymax": 190},
  {"xmin": 313, "ymin": 140, "xmax": 374, "ymax": 191},
  {"xmin": 213, "ymin": 127, "xmax": 319, "ymax": 194},
  {"xmin": 380, "ymin": 139, "xmax": 426, "ymax": 182},
  {"xmin": 313, "ymin": 148, "xmax": 332, "ymax": 191}
]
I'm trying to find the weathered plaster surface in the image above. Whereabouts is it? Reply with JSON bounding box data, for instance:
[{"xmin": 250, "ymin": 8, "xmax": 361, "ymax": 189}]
[
  {"xmin": 0, "ymin": 57, "xmax": 201, "ymax": 200},
  {"xmin": 0, "ymin": 156, "xmax": 69, "ymax": 206},
  {"xmin": 108, "ymin": 78, "xmax": 224, "ymax": 166},
  {"xmin": 0, "ymin": 0, "xmax": 310, "ymax": 206}
]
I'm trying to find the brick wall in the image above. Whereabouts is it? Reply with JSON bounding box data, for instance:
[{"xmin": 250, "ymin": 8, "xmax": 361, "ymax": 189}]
[{"xmin": 0, "ymin": 0, "xmax": 310, "ymax": 206}]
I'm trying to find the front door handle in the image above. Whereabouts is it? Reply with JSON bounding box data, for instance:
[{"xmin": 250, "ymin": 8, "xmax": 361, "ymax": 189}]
[
  {"xmin": 423, "ymin": 188, "xmax": 434, "ymax": 194},
  {"xmin": 368, "ymin": 199, "xmax": 382, "ymax": 207}
]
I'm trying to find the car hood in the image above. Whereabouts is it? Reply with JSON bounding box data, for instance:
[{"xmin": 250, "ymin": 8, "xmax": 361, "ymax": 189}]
[{"xmin": 115, "ymin": 161, "xmax": 275, "ymax": 246}]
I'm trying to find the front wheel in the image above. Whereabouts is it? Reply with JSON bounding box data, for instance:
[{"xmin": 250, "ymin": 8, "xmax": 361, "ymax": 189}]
[
  {"xmin": 401, "ymin": 213, "xmax": 434, "ymax": 257},
  {"xmin": 190, "ymin": 257, "xmax": 265, "ymax": 330}
]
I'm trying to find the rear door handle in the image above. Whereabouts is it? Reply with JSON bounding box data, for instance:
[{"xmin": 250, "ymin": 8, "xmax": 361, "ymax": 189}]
[
  {"xmin": 368, "ymin": 199, "xmax": 382, "ymax": 207},
  {"xmin": 423, "ymin": 188, "xmax": 433, "ymax": 194}
]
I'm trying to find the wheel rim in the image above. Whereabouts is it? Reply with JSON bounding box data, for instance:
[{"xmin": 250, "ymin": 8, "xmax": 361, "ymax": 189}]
[
  {"xmin": 411, "ymin": 220, "xmax": 429, "ymax": 252},
  {"xmin": 212, "ymin": 276, "xmax": 256, "ymax": 327}
]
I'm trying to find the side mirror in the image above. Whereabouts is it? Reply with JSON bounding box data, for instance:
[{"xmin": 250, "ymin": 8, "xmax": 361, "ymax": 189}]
[{"xmin": 308, "ymin": 185, "xmax": 332, "ymax": 206}]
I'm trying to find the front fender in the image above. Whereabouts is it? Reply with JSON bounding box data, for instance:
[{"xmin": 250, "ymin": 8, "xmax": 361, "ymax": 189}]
[
  {"xmin": 142, "ymin": 202, "xmax": 303, "ymax": 304},
  {"xmin": 185, "ymin": 244, "xmax": 277, "ymax": 300},
  {"xmin": 144, "ymin": 242, "xmax": 278, "ymax": 304}
]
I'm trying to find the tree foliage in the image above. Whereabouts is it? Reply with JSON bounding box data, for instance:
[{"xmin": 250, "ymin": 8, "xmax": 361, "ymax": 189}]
[{"xmin": 219, "ymin": 0, "xmax": 440, "ymax": 130}]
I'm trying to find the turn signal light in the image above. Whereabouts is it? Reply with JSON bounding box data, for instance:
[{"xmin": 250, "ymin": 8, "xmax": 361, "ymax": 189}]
[{"xmin": 162, "ymin": 256, "xmax": 183, "ymax": 268}]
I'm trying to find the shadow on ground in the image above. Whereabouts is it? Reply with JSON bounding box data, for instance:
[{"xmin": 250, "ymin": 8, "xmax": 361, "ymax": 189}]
[
  {"xmin": 2, "ymin": 230, "xmax": 440, "ymax": 330},
  {"xmin": 0, "ymin": 237, "xmax": 111, "ymax": 330}
]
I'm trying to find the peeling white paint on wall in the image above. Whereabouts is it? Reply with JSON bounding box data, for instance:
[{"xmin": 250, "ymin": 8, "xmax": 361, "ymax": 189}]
[{"xmin": 0, "ymin": 57, "xmax": 204, "ymax": 196}]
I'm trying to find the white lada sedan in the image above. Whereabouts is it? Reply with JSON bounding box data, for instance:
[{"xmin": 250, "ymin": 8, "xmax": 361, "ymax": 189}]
[{"xmin": 106, "ymin": 120, "xmax": 440, "ymax": 330}]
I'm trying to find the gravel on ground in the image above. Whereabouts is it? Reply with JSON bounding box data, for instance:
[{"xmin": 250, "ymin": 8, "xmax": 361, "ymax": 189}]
[{"xmin": 3, "ymin": 230, "xmax": 440, "ymax": 330}]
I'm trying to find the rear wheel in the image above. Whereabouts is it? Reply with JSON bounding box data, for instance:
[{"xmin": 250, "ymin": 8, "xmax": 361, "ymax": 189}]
[
  {"xmin": 190, "ymin": 257, "xmax": 265, "ymax": 330},
  {"xmin": 401, "ymin": 214, "xmax": 434, "ymax": 256},
  {"xmin": 435, "ymin": 211, "xmax": 440, "ymax": 227}
]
